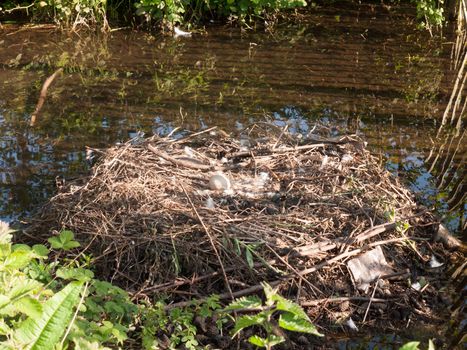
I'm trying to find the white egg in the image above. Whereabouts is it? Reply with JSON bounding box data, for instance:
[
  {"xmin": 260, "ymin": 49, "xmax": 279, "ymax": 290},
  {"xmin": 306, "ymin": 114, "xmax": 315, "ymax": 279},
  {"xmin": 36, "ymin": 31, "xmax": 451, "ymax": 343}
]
[{"xmin": 209, "ymin": 173, "xmax": 231, "ymax": 190}]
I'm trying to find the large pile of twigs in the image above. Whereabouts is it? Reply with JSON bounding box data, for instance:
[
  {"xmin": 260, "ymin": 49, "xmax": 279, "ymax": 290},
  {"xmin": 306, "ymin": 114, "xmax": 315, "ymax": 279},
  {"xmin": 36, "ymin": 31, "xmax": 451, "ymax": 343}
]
[{"xmin": 28, "ymin": 124, "xmax": 453, "ymax": 331}]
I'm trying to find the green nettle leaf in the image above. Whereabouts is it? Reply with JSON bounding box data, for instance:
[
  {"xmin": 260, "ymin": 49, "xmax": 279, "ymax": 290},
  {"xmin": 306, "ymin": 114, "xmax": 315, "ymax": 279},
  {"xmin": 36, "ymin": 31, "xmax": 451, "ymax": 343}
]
[
  {"xmin": 266, "ymin": 334, "xmax": 285, "ymax": 347},
  {"xmin": 261, "ymin": 282, "xmax": 276, "ymax": 304},
  {"xmin": 272, "ymin": 294, "xmax": 310, "ymax": 322},
  {"xmin": 232, "ymin": 313, "xmax": 267, "ymax": 337},
  {"xmin": 14, "ymin": 281, "xmax": 84, "ymax": 350},
  {"xmin": 278, "ymin": 312, "xmax": 323, "ymax": 336},
  {"xmin": 399, "ymin": 342, "xmax": 421, "ymax": 350},
  {"xmin": 248, "ymin": 334, "xmax": 285, "ymax": 347},
  {"xmin": 224, "ymin": 296, "xmax": 262, "ymax": 311},
  {"xmin": 56, "ymin": 267, "xmax": 94, "ymax": 282},
  {"xmin": 14, "ymin": 296, "xmax": 43, "ymax": 319},
  {"xmin": 248, "ymin": 335, "xmax": 267, "ymax": 347}
]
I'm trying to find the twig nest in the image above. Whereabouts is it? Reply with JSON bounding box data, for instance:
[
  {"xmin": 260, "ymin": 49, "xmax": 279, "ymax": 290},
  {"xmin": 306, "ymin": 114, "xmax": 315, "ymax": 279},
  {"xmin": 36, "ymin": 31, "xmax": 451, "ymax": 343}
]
[{"xmin": 208, "ymin": 173, "xmax": 231, "ymax": 191}]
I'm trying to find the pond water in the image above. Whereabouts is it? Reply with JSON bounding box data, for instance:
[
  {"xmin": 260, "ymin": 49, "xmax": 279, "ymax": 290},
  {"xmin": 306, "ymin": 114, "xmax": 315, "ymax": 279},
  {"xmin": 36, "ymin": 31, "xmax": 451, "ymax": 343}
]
[{"xmin": 0, "ymin": 4, "xmax": 465, "ymax": 236}]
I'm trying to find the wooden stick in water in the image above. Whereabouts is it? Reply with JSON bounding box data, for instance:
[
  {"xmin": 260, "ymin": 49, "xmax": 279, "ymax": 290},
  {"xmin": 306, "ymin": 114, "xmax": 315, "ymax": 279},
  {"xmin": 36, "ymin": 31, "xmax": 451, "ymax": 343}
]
[{"xmin": 30, "ymin": 68, "xmax": 63, "ymax": 126}]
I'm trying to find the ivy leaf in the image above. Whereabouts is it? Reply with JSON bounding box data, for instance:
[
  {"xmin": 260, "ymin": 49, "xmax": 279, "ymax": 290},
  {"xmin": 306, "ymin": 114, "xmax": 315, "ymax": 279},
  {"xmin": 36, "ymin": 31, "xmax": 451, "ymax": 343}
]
[
  {"xmin": 224, "ymin": 296, "xmax": 262, "ymax": 311},
  {"xmin": 278, "ymin": 312, "xmax": 323, "ymax": 336}
]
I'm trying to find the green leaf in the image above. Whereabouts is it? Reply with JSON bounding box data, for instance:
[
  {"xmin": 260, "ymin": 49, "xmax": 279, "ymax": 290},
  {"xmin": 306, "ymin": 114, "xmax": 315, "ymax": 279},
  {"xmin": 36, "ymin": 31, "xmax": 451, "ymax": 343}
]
[
  {"xmin": 2, "ymin": 250, "xmax": 33, "ymax": 270},
  {"xmin": 14, "ymin": 281, "xmax": 84, "ymax": 350},
  {"xmin": 14, "ymin": 297, "xmax": 43, "ymax": 319},
  {"xmin": 48, "ymin": 230, "xmax": 80, "ymax": 251},
  {"xmin": 224, "ymin": 296, "xmax": 262, "ymax": 311},
  {"xmin": 428, "ymin": 339, "xmax": 435, "ymax": 350},
  {"xmin": 12, "ymin": 244, "xmax": 31, "ymax": 252},
  {"xmin": 56, "ymin": 267, "xmax": 94, "ymax": 282},
  {"xmin": 8, "ymin": 279, "xmax": 43, "ymax": 301},
  {"xmin": 245, "ymin": 247, "xmax": 254, "ymax": 268},
  {"xmin": 278, "ymin": 312, "xmax": 323, "ymax": 336},
  {"xmin": 261, "ymin": 282, "xmax": 277, "ymax": 305},
  {"xmin": 399, "ymin": 342, "xmax": 420, "ymax": 350},
  {"xmin": 273, "ymin": 294, "xmax": 310, "ymax": 322},
  {"xmin": 231, "ymin": 313, "xmax": 267, "ymax": 337},
  {"xmin": 32, "ymin": 245, "xmax": 49, "ymax": 257},
  {"xmin": 47, "ymin": 236, "xmax": 62, "ymax": 249},
  {"xmin": 0, "ymin": 318, "xmax": 11, "ymax": 335},
  {"xmin": 0, "ymin": 295, "xmax": 10, "ymax": 310},
  {"xmin": 73, "ymin": 338, "xmax": 112, "ymax": 350},
  {"xmin": 248, "ymin": 335, "xmax": 267, "ymax": 347},
  {"xmin": 59, "ymin": 230, "xmax": 74, "ymax": 243},
  {"xmin": 248, "ymin": 334, "xmax": 285, "ymax": 348}
]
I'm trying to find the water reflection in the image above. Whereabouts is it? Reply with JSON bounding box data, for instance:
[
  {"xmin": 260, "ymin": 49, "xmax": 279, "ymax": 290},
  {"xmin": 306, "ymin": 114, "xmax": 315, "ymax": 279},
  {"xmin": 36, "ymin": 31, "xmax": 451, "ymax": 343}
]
[{"xmin": 0, "ymin": 7, "xmax": 464, "ymax": 232}]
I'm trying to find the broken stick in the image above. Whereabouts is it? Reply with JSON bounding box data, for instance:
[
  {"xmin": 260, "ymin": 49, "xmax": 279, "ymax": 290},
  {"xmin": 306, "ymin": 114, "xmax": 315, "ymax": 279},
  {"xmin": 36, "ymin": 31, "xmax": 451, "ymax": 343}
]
[{"xmin": 30, "ymin": 68, "xmax": 63, "ymax": 126}]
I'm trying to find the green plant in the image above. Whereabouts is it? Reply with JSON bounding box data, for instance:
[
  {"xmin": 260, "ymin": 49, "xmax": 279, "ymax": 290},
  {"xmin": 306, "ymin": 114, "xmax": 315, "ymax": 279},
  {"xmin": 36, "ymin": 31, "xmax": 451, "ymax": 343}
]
[
  {"xmin": 135, "ymin": 0, "xmax": 307, "ymax": 26},
  {"xmin": 400, "ymin": 339, "xmax": 435, "ymax": 350},
  {"xmin": 0, "ymin": 221, "xmax": 137, "ymax": 349},
  {"xmin": 412, "ymin": 0, "xmax": 444, "ymax": 33},
  {"xmin": 140, "ymin": 296, "xmax": 227, "ymax": 350},
  {"xmin": 225, "ymin": 282, "xmax": 322, "ymax": 349}
]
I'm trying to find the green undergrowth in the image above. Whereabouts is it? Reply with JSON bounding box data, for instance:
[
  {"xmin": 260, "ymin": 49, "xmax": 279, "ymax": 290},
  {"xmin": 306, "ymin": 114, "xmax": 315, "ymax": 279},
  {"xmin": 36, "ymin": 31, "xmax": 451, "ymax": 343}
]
[
  {"xmin": 0, "ymin": 0, "xmax": 446, "ymax": 30},
  {"xmin": 0, "ymin": 221, "xmax": 326, "ymax": 349}
]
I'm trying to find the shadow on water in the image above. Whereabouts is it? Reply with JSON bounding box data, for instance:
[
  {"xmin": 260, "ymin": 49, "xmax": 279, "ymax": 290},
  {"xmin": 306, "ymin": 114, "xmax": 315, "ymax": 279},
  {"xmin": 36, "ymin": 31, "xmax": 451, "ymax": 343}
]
[{"xmin": 0, "ymin": 5, "xmax": 465, "ymax": 233}]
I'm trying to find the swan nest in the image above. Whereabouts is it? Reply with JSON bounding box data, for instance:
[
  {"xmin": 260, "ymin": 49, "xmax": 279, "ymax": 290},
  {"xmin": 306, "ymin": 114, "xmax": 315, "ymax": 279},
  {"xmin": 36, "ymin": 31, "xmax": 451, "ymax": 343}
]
[{"xmin": 26, "ymin": 123, "xmax": 460, "ymax": 335}]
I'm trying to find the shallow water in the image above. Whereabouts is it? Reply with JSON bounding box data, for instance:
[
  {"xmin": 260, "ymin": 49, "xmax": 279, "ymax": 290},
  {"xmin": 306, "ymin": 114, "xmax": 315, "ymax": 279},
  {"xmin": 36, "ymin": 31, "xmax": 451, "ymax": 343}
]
[{"xmin": 0, "ymin": 4, "xmax": 465, "ymax": 234}]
